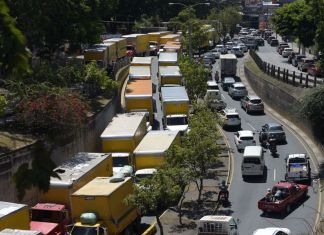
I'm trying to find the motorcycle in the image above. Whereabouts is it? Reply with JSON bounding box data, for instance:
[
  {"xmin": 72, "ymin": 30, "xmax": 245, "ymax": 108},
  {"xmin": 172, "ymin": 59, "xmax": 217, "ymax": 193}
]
[
  {"xmin": 218, "ymin": 191, "xmax": 229, "ymax": 206},
  {"xmin": 268, "ymin": 139, "xmax": 277, "ymax": 155}
]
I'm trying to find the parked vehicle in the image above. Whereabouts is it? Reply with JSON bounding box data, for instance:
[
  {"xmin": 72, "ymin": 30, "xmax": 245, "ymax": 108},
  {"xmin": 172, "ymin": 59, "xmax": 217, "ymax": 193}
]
[
  {"xmin": 285, "ymin": 153, "xmax": 311, "ymax": 182},
  {"xmin": 133, "ymin": 130, "xmax": 180, "ymax": 169},
  {"xmin": 219, "ymin": 108, "xmax": 241, "ymax": 128},
  {"xmin": 282, "ymin": 48, "xmax": 294, "ymax": 58},
  {"xmin": 122, "ymin": 34, "xmax": 150, "ymax": 56},
  {"xmin": 203, "ymin": 52, "xmax": 216, "ymax": 63},
  {"xmin": 270, "ymin": 39, "xmax": 279, "ymax": 47},
  {"xmin": 278, "ymin": 45, "xmax": 290, "ymax": 55},
  {"xmin": 0, "ymin": 201, "xmax": 29, "ymax": 230},
  {"xmin": 220, "ymin": 54, "xmax": 237, "ymax": 77},
  {"xmin": 276, "ymin": 42, "xmax": 288, "ymax": 52},
  {"xmin": 234, "ymin": 130, "xmax": 256, "ymax": 152},
  {"xmin": 298, "ymin": 58, "xmax": 314, "ymax": 71},
  {"xmin": 67, "ymin": 177, "xmax": 141, "ymax": 235},
  {"xmin": 197, "ymin": 216, "xmax": 239, "ymax": 235},
  {"xmin": 161, "ymin": 86, "xmax": 189, "ymax": 135},
  {"xmin": 292, "ymin": 55, "xmax": 306, "ymax": 67},
  {"xmin": 259, "ymin": 123, "xmax": 286, "ymax": 143},
  {"xmin": 258, "ymin": 181, "xmax": 308, "ymax": 214},
  {"xmin": 267, "ymin": 36, "xmax": 275, "ymax": 44},
  {"xmin": 221, "ymin": 77, "xmax": 236, "ymax": 91},
  {"xmin": 241, "ymin": 146, "xmax": 265, "ymax": 179},
  {"xmin": 307, "ymin": 64, "xmax": 323, "ymax": 77},
  {"xmin": 228, "ymin": 82, "xmax": 247, "ymax": 98},
  {"xmin": 241, "ymin": 95, "xmax": 264, "ymax": 114},
  {"xmin": 252, "ymin": 227, "xmax": 291, "ymax": 235}
]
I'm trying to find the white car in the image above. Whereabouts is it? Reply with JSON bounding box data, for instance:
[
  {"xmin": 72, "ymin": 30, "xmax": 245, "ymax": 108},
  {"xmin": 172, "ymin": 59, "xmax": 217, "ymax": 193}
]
[
  {"xmin": 252, "ymin": 227, "xmax": 291, "ymax": 235},
  {"xmin": 238, "ymin": 43, "xmax": 248, "ymax": 53},
  {"xmin": 282, "ymin": 48, "xmax": 294, "ymax": 58},
  {"xmin": 219, "ymin": 108, "xmax": 241, "ymax": 128},
  {"xmin": 228, "ymin": 82, "xmax": 248, "ymax": 98},
  {"xmin": 234, "ymin": 130, "xmax": 256, "ymax": 152},
  {"xmin": 231, "ymin": 46, "xmax": 244, "ymax": 57}
]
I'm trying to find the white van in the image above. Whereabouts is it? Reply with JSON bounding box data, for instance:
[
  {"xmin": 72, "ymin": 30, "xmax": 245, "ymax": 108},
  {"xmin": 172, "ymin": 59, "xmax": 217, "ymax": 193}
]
[
  {"xmin": 197, "ymin": 215, "xmax": 239, "ymax": 235},
  {"xmin": 241, "ymin": 146, "xmax": 265, "ymax": 179}
]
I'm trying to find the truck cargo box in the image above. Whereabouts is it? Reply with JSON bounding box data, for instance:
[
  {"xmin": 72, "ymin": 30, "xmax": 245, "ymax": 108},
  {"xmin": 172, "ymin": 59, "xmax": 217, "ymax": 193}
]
[
  {"xmin": 122, "ymin": 34, "xmax": 149, "ymax": 55},
  {"xmin": 158, "ymin": 52, "xmax": 178, "ymax": 66},
  {"xmin": 125, "ymin": 80, "xmax": 153, "ymax": 124},
  {"xmin": 0, "ymin": 202, "xmax": 29, "ymax": 230},
  {"xmin": 148, "ymin": 31, "xmax": 170, "ymax": 43},
  {"xmin": 94, "ymin": 42, "xmax": 117, "ymax": 65},
  {"xmin": 101, "ymin": 112, "xmax": 147, "ymax": 153},
  {"xmin": 134, "ymin": 130, "xmax": 180, "ymax": 169},
  {"xmin": 0, "ymin": 229, "xmax": 41, "ymax": 235},
  {"xmin": 40, "ymin": 152, "xmax": 112, "ymax": 205},
  {"xmin": 160, "ymin": 34, "xmax": 181, "ymax": 45},
  {"xmin": 84, "ymin": 46, "xmax": 108, "ymax": 69},
  {"xmin": 104, "ymin": 38, "xmax": 127, "ymax": 59},
  {"xmin": 159, "ymin": 66, "xmax": 182, "ymax": 87},
  {"xmin": 129, "ymin": 66, "xmax": 151, "ymax": 80}
]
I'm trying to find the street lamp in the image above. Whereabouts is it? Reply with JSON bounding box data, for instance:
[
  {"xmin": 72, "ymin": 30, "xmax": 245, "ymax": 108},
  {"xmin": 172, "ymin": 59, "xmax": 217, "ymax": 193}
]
[{"xmin": 169, "ymin": 2, "xmax": 211, "ymax": 62}]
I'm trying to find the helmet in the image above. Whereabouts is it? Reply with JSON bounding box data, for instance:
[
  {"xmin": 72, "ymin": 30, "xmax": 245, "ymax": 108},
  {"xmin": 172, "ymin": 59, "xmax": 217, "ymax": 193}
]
[
  {"xmin": 221, "ymin": 180, "xmax": 226, "ymax": 185},
  {"xmin": 267, "ymin": 188, "xmax": 271, "ymax": 192}
]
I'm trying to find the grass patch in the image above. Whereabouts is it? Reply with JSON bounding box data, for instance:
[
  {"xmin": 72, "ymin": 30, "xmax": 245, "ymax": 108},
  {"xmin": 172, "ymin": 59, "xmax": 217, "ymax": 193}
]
[{"xmin": 245, "ymin": 57, "xmax": 308, "ymax": 99}]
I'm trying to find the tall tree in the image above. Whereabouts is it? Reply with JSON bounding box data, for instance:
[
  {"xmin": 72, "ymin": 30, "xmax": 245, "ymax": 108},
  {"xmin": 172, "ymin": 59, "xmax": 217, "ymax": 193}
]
[
  {"xmin": 271, "ymin": 0, "xmax": 316, "ymax": 49},
  {"xmin": 0, "ymin": 0, "xmax": 31, "ymax": 77}
]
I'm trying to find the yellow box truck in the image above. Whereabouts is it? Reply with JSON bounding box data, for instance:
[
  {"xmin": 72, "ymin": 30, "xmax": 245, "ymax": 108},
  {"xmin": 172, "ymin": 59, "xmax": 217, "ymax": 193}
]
[
  {"xmin": 122, "ymin": 34, "xmax": 149, "ymax": 56},
  {"xmin": 160, "ymin": 34, "xmax": 181, "ymax": 45},
  {"xmin": 161, "ymin": 86, "xmax": 189, "ymax": 135},
  {"xmin": 94, "ymin": 42, "xmax": 117, "ymax": 66},
  {"xmin": 133, "ymin": 130, "xmax": 180, "ymax": 169},
  {"xmin": 128, "ymin": 66, "xmax": 151, "ymax": 80},
  {"xmin": 131, "ymin": 57, "xmax": 152, "ymax": 71},
  {"xmin": 125, "ymin": 79, "xmax": 153, "ymax": 124},
  {"xmin": 159, "ymin": 66, "xmax": 182, "ymax": 87},
  {"xmin": 0, "ymin": 202, "xmax": 29, "ymax": 230},
  {"xmin": 84, "ymin": 46, "xmax": 108, "ymax": 69},
  {"xmin": 158, "ymin": 52, "xmax": 178, "ymax": 66},
  {"xmin": 40, "ymin": 152, "xmax": 113, "ymax": 206},
  {"xmin": 0, "ymin": 229, "xmax": 42, "ymax": 235},
  {"xmin": 148, "ymin": 31, "xmax": 170, "ymax": 44},
  {"xmin": 68, "ymin": 177, "xmax": 140, "ymax": 235},
  {"xmin": 101, "ymin": 112, "xmax": 147, "ymax": 153},
  {"xmin": 104, "ymin": 38, "xmax": 127, "ymax": 60}
]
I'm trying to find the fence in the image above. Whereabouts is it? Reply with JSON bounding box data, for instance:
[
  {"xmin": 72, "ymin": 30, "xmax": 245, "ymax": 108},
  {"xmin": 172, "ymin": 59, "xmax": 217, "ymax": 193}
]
[{"xmin": 249, "ymin": 50, "xmax": 322, "ymax": 88}]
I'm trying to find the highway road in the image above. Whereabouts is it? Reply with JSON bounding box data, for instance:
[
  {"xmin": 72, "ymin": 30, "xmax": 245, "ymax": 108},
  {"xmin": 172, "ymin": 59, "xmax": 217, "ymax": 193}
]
[{"xmin": 215, "ymin": 55, "xmax": 321, "ymax": 234}]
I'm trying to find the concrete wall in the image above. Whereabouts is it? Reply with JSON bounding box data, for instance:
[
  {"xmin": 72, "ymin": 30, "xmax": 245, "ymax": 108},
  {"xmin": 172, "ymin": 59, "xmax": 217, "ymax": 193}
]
[{"xmin": 0, "ymin": 65, "xmax": 130, "ymax": 204}]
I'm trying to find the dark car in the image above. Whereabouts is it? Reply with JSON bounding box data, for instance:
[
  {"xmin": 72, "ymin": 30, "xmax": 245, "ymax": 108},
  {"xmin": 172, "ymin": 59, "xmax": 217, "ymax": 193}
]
[
  {"xmin": 202, "ymin": 57, "xmax": 213, "ymax": 69},
  {"xmin": 255, "ymin": 37, "xmax": 265, "ymax": 46},
  {"xmin": 203, "ymin": 52, "xmax": 216, "ymax": 63},
  {"xmin": 221, "ymin": 77, "xmax": 236, "ymax": 91},
  {"xmin": 292, "ymin": 55, "xmax": 306, "ymax": 67},
  {"xmin": 270, "ymin": 39, "xmax": 279, "ymax": 46},
  {"xmin": 267, "ymin": 36, "xmax": 275, "ymax": 44},
  {"xmin": 259, "ymin": 122, "xmax": 286, "ymax": 143}
]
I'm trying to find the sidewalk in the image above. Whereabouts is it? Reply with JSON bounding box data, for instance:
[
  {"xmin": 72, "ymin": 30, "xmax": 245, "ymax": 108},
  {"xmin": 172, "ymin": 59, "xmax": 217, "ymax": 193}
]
[{"xmin": 158, "ymin": 137, "xmax": 232, "ymax": 234}]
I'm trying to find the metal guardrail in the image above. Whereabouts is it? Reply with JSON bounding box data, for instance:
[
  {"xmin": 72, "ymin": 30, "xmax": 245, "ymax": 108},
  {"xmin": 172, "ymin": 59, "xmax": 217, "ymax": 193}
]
[{"xmin": 249, "ymin": 50, "xmax": 322, "ymax": 88}]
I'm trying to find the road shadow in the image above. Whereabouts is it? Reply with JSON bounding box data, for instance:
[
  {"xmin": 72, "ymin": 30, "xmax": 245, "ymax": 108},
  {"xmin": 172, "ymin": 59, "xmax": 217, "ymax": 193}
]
[
  {"xmin": 181, "ymin": 200, "xmax": 216, "ymax": 220},
  {"xmin": 222, "ymin": 126, "xmax": 241, "ymax": 132},
  {"xmin": 243, "ymin": 167, "xmax": 268, "ymax": 183},
  {"xmin": 246, "ymin": 112, "xmax": 266, "ymax": 116},
  {"xmin": 260, "ymin": 195, "xmax": 310, "ymax": 219}
]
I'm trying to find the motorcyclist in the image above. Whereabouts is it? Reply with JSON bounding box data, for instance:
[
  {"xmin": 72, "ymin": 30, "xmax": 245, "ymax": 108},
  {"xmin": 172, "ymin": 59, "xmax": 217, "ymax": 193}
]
[
  {"xmin": 259, "ymin": 130, "xmax": 267, "ymax": 147},
  {"xmin": 268, "ymin": 138, "xmax": 277, "ymax": 154},
  {"xmin": 218, "ymin": 180, "xmax": 229, "ymax": 202}
]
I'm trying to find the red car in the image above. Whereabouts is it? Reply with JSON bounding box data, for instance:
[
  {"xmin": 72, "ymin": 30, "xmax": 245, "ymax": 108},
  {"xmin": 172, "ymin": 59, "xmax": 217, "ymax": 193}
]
[
  {"xmin": 308, "ymin": 65, "xmax": 323, "ymax": 77},
  {"xmin": 258, "ymin": 181, "xmax": 308, "ymax": 215}
]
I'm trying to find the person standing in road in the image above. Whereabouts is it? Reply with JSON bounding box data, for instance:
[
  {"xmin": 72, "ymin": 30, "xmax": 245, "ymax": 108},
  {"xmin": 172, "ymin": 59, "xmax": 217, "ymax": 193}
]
[{"xmin": 215, "ymin": 71, "xmax": 219, "ymax": 83}]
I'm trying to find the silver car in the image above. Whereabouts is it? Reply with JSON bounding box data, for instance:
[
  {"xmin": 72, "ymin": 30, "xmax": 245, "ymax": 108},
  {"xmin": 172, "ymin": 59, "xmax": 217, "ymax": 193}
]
[{"xmin": 228, "ymin": 82, "xmax": 248, "ymax": 98}]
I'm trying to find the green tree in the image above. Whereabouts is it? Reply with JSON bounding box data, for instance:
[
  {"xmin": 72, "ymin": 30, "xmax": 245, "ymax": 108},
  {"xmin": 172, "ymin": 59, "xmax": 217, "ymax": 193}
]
[
  {"xmin": 125, "ymin": 170, "xmax": 181, "ymax": 235},
  {"xmin": 179, "ymin": 56, "xmax": 209, "ymax": 101},
  {"xmin": 271, "ymin": 0, "xmax": 316, "ymax": 49},
  {"xmin": 0, "ymin": 0, "xmax": 31, "ymax": 77},
  {"xmin": 299, "ymin": 86, "xmax": 324, "ymax": 143},
  {"xmin": 207, "ymin": 7, "xmax": 242, "ymax": 40}
]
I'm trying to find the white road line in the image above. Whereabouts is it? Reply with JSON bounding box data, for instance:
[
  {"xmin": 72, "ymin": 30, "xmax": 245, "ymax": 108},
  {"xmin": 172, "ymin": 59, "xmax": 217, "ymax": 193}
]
[
  {"xmin": 274, "ymin": 169, "xmax": 276, "ymax": 181},
  {"xmin": 221, "ymin": 94, "xmax": 226, "ymax": 100},
  {"xmin": 247, "ymin": 122, "xmax": 256, "ymax": 131}
]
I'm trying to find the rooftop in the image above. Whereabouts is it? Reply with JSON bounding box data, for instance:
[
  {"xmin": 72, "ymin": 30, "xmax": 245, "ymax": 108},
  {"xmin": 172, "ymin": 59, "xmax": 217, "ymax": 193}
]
[
  {"xmin": 159, "ymin": 66, "xmax": 181, "ymax": 77},
  {"xmin": 161, "ymin": 86, "xmax": 189, "ymax": 102},
  {"xmin": 125, "ymin": 79, "xmax": 152, "ymax": 97},
  {"xmin": 129, "ymin": 66, "xmax": 151, "ymax": 79},
  {"xmin": 0, "ymin": 201, "xmax": 27, "ymax": 219}
]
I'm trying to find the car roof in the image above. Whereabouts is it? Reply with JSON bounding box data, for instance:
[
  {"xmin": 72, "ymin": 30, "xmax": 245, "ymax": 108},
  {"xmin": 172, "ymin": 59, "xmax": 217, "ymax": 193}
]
[
  {"xmin": 253, "ymin": 227, "xmax": 291, "ymax": 235},
  {"xmin": 266, "ymin": 122, "xmax": 281, "ymax": 128},
  {"xmin": 224, "ymin": 108, "xmax": 238, "ymax": 114},
  {"xmin": 224, "ymin": 77, "xmax": 235, "ymax": 82},
  {"xmin": 207, "ymin": 81, "xmax": 218, "ymax": 86},
  {"xmin": 238, "ymin": 130, "xmax": 254, "ymax": 137}
]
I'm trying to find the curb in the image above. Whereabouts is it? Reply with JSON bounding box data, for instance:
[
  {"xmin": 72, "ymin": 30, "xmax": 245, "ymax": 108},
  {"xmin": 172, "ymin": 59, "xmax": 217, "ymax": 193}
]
[{"xmin": 239, "ymin": 56, "xmax": 323, "ymax": 233}]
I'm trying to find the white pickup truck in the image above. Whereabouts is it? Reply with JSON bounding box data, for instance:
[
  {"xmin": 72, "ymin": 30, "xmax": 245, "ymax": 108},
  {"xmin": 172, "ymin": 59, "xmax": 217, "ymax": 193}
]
[{"xmin": 285, "ymin": 153, "xmax": 311, "ymax": 182}]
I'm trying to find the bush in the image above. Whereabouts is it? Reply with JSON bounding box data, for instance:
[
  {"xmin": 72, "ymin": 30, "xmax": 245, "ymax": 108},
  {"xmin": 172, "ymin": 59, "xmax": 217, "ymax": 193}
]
[{"xmin": 15, "ymin": 89, "xmax": 89, "ymax": 136}]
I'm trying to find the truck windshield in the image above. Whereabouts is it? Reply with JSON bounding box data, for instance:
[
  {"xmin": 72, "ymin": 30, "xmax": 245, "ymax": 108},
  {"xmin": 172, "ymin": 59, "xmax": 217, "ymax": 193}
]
[
  {"xmin": 112, "ymin": 157, "xmax": 129, "ymax": 167},
  {"xmin": 167, "ymin": 117, "xmax": 188, "ymax": 125},
  {"xmin": 290, "ymin": 158, "xmax": 306, "ymax": 163},
  {"xmin": 71, "ymin": 226, "xmax": 98, "ymax": 235},
  {"xmin": 31, "ymin": 209, "xmax": 62, "ymax": 223}
]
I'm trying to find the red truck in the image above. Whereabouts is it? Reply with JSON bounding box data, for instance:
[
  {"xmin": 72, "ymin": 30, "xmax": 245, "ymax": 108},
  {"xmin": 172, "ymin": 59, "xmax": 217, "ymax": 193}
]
[
  {"xmin": 258, "ymin": 181, "xmax": 308, "ymax": 215},
  {"xmin": 30, "ymin": 203, "xmax": 70, "ymax": 234}
]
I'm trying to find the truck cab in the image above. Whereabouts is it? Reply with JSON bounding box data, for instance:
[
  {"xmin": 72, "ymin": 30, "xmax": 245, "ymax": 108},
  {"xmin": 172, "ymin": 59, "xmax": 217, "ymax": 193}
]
[
  {"xmin": 31, "ymin": 203, "xmax": 70, "ymax": 234},
  {"xmin": 285, "ymin": 154, "xmax": 311, "ymax": 182},
  {"xmin": 197, "ymin": 215, "xmax": 239, "ymax": 235},
  {"xmin": 67, "ymin": 221, "xmax": 107, "ymax": 235}
]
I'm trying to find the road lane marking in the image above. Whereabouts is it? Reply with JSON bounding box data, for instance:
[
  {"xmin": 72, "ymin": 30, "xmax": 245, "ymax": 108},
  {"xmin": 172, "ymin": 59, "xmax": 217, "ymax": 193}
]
[
  {"xmin": 221, "ymin": 94, "xmax": 226, "ymax": 100},
  {"xmin": 273, "ymin": 169, "xmax": 276, "ymax": 181},
  {"xmin": 247, "ymin": 122, "xmax": 256, "ymax": 131}
]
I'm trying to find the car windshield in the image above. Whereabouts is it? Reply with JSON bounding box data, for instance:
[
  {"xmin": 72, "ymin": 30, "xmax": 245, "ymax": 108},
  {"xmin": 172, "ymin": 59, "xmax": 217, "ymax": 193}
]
[
  {"xmin": 71, "ymin": 226, "xmax": 98, "ymax": 235},
  {"xmin": 126, "ymin": 45, "xmax": 134, "ymax": 50},
  {"xmin": 269, "ymin": 125, "xmax": 283, "ymax": 131},
  {"xmin": 31, "ymin": 209, "xmax": 62, "ymax": 223},
  {"xmin": 250, "ymin": 99, "xmax": 262, "ymax": 104},
  {"xmin": 135, "ymin": 173, "xmax": 154, "ymax": 183},
  {"xmin": 243, "ymin": 157, "xmax": 260, "ymax": 164},
  {"xmin": 112, "ymin": 157, "xmax": 129, "ymax": 167},
  {"xmin": 227, "ymin": 114, "xmax": 239, "ymax": 119},
  {"xmin": 167, "ymin": 117, "xmax": 188, "ymax": 125},
  {"xmin": 234, "ymin": 87, "xmax": 246, "ymax": 90},
  {"xmin": 241, "ymin": 136, "xmax": 253, "ymax": 141},
  {"xmin": 289, "ymin": 157, "xmax": 306, "ymax": 163},
  {"xmin": 207, "ymin": 85, "xmax": 218, "ymax": 90}
]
